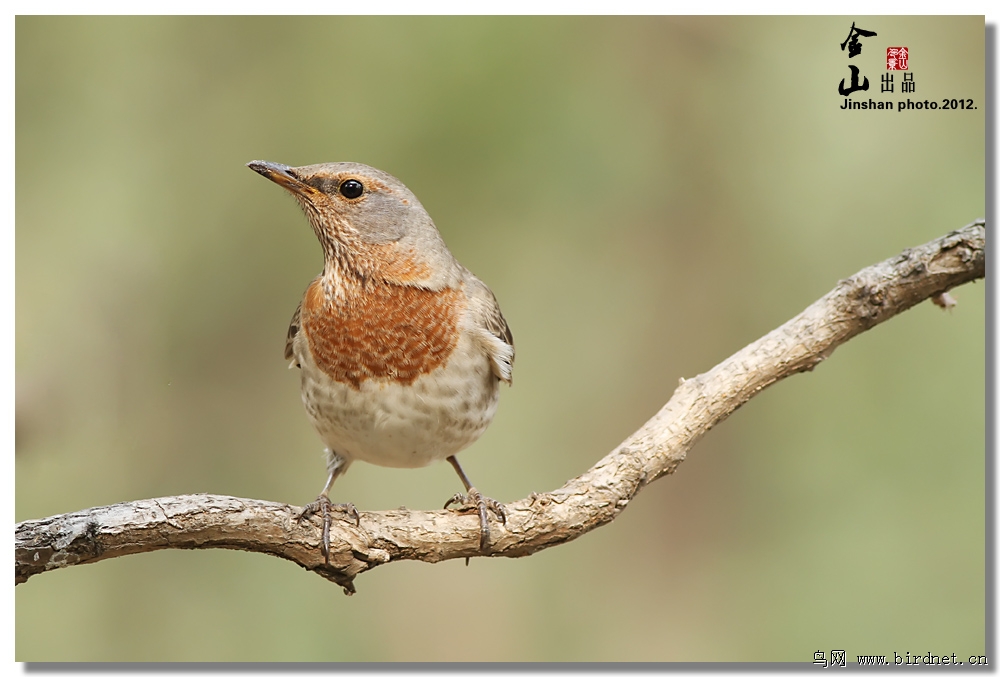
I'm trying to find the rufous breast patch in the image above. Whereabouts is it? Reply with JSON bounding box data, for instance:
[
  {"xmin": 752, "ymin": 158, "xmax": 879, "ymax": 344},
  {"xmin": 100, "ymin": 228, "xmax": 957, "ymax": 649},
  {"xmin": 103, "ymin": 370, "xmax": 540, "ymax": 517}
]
[{"xmin": 300, "ymin": 278, "xmax": 463, "ymax": 388}]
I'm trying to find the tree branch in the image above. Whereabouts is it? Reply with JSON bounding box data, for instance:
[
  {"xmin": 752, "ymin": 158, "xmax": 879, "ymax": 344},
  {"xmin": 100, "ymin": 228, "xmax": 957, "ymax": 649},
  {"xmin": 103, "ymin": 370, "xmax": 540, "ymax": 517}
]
[{"xmin": 15, "ymin": 220, "xmax": 986, "ymax": 595}]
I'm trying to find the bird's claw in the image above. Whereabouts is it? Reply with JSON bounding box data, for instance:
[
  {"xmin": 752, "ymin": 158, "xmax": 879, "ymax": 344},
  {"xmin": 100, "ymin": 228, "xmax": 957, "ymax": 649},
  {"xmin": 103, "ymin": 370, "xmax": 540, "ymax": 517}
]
[
  {"xmin": 444, "ymin": 488, "xmax": 506, "ymax": 551},
  {"xmin": 298, "ymin": 496, "xmax": 360, "ymax": 564}
]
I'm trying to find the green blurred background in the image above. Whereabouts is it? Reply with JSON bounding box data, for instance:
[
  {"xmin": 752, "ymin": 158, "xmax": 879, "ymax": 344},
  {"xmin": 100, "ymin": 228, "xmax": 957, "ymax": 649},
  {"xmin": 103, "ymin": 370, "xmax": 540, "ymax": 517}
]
[{"xmin": 15, "ymin": 16, "xmax": 984, "ymax": 662}]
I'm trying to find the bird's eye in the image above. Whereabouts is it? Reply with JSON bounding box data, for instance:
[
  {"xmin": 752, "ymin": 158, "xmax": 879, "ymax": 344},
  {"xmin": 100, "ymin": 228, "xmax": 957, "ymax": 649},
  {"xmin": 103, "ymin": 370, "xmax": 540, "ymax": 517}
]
[{"xmin": 339, "ymin": 179, "xmax": 364, "ymax": 199}]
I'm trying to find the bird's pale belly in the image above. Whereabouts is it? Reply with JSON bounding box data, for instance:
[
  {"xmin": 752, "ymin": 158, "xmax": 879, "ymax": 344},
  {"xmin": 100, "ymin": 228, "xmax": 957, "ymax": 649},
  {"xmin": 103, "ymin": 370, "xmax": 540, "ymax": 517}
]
[{"xmin": 297, "ymin": 332, "xmax": 500, "ymax": 468}]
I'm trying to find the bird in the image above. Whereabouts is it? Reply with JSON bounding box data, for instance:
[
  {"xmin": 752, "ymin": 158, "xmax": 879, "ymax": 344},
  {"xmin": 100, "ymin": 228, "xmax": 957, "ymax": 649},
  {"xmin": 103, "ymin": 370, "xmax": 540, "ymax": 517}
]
[{"xmin": 247, "ymin": 160, "xmax": 514, "ymax": 560}]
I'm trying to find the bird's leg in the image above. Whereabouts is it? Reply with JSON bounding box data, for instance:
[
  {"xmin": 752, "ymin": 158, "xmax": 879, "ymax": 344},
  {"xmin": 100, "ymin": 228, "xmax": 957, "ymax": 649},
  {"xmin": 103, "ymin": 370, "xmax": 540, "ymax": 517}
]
[
  {"xmin": 298, "ymin": 451, "xmax": 357, "ymax": 564},
  {"xmin": 443, "ymin": 455, "xmax": 506, "ymax": 551}
]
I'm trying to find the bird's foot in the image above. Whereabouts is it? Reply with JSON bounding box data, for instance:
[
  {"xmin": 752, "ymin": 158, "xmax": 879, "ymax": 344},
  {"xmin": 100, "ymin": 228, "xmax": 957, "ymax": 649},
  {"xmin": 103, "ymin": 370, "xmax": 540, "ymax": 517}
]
[
  {"xmin": 298, "ymin": 495, "xmax": 360, "ymax": 564},
  {"xmin": 444, "ymin": 488, "xmax": 507, "ymax": 551}
]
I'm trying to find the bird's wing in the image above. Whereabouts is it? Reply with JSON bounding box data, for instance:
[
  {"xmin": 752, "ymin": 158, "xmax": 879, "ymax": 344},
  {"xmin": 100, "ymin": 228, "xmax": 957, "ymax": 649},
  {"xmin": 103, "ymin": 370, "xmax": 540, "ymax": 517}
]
[
  {"xmin": 465, "ymin": 276, "xmax": 514, "ymax": 384},
  {"xmin": 285, "ymin": 301, "xmax": 301, "ymax": 363}
]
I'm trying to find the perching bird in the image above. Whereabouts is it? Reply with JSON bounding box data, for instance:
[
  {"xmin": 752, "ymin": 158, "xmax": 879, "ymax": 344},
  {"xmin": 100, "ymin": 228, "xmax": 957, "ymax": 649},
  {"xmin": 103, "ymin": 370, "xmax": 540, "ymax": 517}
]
[{"xmin": 248, "ymin": 160, "xmax": 514, "ymax": 559}]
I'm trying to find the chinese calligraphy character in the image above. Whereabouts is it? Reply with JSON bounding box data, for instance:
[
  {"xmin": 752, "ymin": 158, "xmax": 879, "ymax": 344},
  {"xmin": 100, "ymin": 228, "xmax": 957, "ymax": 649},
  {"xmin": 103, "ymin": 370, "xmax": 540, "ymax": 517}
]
[
  {"xmin": 838, "ymin": 22, "xmax": 877, "ymax": 96},
  {"xmin": 839, "ymin": 65, "xmax": 870, "ymax": 96},
  {"xmin": 841, "ymin": 22, "xmax": 878, "ymax": 57}
]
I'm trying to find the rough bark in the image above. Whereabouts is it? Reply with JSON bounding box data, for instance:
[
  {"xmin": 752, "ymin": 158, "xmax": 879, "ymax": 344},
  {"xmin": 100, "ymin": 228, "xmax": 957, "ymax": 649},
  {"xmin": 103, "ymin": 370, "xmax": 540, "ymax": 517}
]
[{"xmin": 15, "ymin": 220, "xmax": 986, "ymax": 595}]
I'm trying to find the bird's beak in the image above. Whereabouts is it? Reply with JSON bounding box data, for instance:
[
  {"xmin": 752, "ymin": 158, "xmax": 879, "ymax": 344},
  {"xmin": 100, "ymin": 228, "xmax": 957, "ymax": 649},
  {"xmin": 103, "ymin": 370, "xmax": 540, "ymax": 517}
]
[{"xmin": 246, "ymin": 160, "xmax": 320, "ymax": 198}]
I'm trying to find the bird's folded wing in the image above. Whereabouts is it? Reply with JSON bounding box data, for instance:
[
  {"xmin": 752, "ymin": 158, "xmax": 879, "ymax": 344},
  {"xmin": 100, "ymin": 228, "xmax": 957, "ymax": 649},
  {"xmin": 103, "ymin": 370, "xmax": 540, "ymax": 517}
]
[{"xmin": 465, "ymin": 276, "xmax": 515, "ymax": 384}]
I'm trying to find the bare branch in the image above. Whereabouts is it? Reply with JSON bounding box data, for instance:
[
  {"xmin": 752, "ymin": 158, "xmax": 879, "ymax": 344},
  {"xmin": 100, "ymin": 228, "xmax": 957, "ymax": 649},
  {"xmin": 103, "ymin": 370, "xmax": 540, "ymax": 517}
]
[{"xmin": 15, "ymin": 220, "xmax": 986, "ymax": 595}]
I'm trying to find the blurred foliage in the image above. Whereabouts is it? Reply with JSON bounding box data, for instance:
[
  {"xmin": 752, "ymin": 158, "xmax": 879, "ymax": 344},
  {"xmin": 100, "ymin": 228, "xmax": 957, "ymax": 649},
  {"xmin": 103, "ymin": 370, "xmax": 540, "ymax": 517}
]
[{"xmin": 16, "ymin": 16, "xmax": 984, "ymax": 661}]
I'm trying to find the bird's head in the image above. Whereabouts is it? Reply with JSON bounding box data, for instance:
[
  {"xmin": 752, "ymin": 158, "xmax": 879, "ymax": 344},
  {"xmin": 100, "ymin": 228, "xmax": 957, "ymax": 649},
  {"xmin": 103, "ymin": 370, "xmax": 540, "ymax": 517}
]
[{"xmin": 248, "ymin": 160, "xmax": 459, "ymax": 289}]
